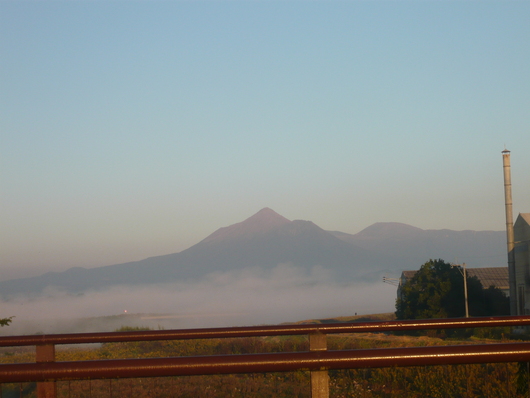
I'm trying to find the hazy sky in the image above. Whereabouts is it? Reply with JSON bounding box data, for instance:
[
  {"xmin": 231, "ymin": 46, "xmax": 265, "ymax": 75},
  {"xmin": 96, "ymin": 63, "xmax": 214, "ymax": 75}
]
[{"xmin": 2, "ymin": 1, "xmax": 529, "ymax": 279}]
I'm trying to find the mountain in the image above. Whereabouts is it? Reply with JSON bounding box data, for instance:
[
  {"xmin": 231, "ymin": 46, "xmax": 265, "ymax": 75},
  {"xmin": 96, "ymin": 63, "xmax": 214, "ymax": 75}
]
[
  {"xmin": 329, "ymin": 222, "xmax": 506, "ymax": 269},
  {"xmin": 0, "ymin": 208, "xmax": 507, "ymax": 299},
  {"xmin": 176, "ymin": 208, "xmax": 387, "ymax": 277}
]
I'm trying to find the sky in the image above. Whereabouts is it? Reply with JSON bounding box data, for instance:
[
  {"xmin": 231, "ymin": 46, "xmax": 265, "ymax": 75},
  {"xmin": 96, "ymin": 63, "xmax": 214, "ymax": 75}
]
[{"xmin": 1, "ymin": 0, "xmax": 530, "ymax": 282}]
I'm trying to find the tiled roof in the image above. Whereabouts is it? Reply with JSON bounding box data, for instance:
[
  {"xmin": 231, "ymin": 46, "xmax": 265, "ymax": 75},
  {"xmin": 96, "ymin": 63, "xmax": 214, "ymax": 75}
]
[
  {"xmin": 401, "ymin": 270, "xmax": 417, "ymax": 280},
  {"xmin": 467, "ymin": 267, "xmax": 509, "ymax": 290},
  {"xmin": 400, "ymin": 267, "xmax": 509, "ymax": 290}
]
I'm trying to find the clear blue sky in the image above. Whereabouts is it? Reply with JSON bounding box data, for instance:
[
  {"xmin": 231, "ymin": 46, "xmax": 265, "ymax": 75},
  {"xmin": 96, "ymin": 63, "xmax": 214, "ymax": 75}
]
[{"xmin": 2, "ymin": 1, "xmax": 529, "ymax": 279}]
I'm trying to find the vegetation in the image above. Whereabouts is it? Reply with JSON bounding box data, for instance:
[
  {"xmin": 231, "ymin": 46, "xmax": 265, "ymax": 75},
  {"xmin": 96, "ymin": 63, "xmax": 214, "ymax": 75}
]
[
  {"xmin": 0, "ymin": 331, "xmax": 527, "ymax": 397},
  {"xmin": 0, "ymin": 317, "xmax": 12, "ymax": 327},
  {"xmin": 396, "ymin": 259, "xmax": 510, "ymax": 321}
]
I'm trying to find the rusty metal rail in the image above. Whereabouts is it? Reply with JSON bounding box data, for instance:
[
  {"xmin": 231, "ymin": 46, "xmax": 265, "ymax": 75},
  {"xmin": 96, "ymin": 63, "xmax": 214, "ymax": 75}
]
[
  {"xmin": 3, "ymin": 342, "xmax": 530, "ymax": 383},
  {"xmin": 1, "ymin": 314, "xmax": 529, "ymax": 347},
  {"xmin": 1, "ymin": 315, "xmax": 530, "ymax": 398}
]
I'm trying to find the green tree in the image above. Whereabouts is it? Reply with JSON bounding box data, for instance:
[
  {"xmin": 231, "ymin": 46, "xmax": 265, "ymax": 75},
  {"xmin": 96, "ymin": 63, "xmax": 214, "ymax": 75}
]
[
  {"xmin": 0, "ymin": 317, "xmax": 12, "ymax": 327},
  {"xmin": 396, "ymin": 259, "xmax": 509, "ymax": 320}
]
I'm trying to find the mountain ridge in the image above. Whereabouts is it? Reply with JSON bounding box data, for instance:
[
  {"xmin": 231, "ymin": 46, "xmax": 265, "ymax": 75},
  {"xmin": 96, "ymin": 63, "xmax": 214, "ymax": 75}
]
[{"xmin": 0, "ymin": 208, "xmax": 507, "ymax": 299}]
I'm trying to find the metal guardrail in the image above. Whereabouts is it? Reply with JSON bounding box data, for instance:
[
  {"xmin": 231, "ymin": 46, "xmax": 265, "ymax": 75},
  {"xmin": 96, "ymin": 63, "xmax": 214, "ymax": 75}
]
[
  {"xmin": 1, "ymin": 315, "xmax": 530, "ymax": 398},
  {"xmin": 2, "ymin": 315, "xmax": 530, "ymax": 347}
]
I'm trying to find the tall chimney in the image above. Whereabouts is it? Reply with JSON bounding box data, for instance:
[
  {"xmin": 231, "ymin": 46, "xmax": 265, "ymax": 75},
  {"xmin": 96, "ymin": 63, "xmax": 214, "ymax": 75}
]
[{"xmin": 502, "ymin": 149, "xmax": 517, "ymax": 315}]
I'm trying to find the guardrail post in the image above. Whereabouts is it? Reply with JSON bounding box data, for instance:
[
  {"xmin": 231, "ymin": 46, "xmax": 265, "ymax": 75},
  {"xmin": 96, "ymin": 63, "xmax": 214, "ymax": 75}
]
[
  {"xmin": 36, "ymin": 344, "xmax": 56, "ymax": 398},
  {"xmin": 309, "ymin": 332, "xmax": 329, "ymax": 398}
]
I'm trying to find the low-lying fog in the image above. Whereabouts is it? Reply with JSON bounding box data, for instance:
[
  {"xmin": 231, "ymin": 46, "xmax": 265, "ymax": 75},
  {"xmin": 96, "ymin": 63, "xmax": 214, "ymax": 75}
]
[{"xmin": 0, "ymin": 264, "xmax": 397, "ymax": 335}]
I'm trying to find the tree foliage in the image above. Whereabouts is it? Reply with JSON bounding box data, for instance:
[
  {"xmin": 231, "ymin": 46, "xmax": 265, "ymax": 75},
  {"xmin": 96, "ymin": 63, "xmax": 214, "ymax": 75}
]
[
  {"xmin": 0, "ymin": 317, "xmax": 12, "ymax": 327},
  {"xmin": 396, "ymin": 259, "xmax": 510, "ymax": 320}
]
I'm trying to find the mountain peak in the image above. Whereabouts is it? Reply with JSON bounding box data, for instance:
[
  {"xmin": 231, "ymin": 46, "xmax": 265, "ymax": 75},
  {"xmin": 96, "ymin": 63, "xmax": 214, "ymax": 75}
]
[
  {"xmin": 246, "ymin": 207, "xmax": 290, "ymax": 224},
  {"xmin": 356, "ymin": 222, "xmax": 423, "ymax": 239},
  {"xmin": 199, "ymin": 208, "xmax": 291, "ymax": 244}
]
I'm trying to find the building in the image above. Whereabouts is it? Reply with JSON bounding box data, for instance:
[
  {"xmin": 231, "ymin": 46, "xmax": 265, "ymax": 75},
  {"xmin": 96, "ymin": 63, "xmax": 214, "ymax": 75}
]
[
  {"xmin": 397, "ymin": 266, "xmax": 509, "ymax": 301},
  {"xmin": 467, "ymin": 267, "xmax": 510, "ymax": 297},
  {"xmin": 514, "ymin": 213, "xmax": 530, "ymax": 315},
  {"xmin": 396, "ymin": 270, "xmax": 419, "ymax": 301}
]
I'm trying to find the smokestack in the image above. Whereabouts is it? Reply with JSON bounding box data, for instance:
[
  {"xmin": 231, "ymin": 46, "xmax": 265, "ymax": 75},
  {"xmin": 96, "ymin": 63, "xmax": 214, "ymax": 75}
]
[{"xmin": 502, "ymin": 149, "xmax": 517, "ymax": 315}]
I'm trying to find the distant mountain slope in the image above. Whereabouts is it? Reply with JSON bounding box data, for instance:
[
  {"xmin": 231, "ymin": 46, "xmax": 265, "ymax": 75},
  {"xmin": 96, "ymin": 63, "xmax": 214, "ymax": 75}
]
[
  {"xmin": 177, "ymin": 208, "xmax": 385, "ymax": 276},
  {"xmin": 0, "ymin": 209, "xmax": 507, "ymax": 299},
  {"xmin": 329, "ymin": 222, "xmax": 506, "ymax": 269},
  {"xmin": 0, "ymin": 208, "xmax": 386, "ymax": 298}
]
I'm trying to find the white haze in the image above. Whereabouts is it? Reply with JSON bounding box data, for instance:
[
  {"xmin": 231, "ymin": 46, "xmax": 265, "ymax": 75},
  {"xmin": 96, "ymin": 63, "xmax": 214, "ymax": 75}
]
[{"xmin": 0, "ymin": 264, "xmax": 396, "ymax": 335}]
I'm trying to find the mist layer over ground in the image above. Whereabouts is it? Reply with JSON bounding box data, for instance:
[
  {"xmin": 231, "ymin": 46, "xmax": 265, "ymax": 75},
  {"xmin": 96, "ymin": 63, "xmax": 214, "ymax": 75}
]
[{"xmin": 0, "ymin": 264, "xmax": 396, "ymax": 335}]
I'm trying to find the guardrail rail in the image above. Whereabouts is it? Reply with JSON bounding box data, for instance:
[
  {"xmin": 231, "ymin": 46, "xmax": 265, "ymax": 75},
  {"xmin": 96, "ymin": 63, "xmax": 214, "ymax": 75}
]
[{"xmin": 2, "ymin": 315, "xmax": 530, "ymax": 398}]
